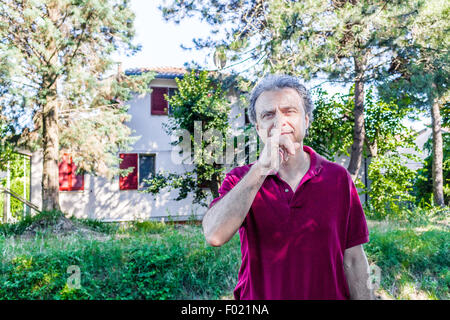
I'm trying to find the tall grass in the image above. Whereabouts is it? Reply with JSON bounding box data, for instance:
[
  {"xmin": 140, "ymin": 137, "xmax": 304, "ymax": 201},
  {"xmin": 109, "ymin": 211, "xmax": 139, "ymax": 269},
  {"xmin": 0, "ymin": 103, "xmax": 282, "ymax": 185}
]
[
  {"xmin": 0, "ymin": 211, "xmax": 448, "ymax": 300},
  {"xmin": 0, "ymin": 220, "xmax": 240, "ymax": 300},
  {"xmin": 364, "ymin": 220, "xmax": 449, "ymax": 300}
]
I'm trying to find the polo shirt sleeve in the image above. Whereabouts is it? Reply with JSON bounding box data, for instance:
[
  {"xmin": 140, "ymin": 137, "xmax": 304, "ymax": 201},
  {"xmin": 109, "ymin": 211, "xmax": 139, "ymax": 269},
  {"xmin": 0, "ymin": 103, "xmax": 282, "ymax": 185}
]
[
  {"xmin": 345, "ymin": 172, "xmax": 370, "ymax": 249},
  {"xmin": 208, "ymin": 171, "xmax": 240, "ymax": 209}
]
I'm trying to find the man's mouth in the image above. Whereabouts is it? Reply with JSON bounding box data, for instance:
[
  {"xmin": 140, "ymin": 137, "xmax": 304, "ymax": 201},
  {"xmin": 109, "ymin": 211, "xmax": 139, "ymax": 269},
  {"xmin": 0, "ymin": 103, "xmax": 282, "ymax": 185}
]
[{"xmin": 281, "ymin": 132, "xmax": 293, "ymax": 135}]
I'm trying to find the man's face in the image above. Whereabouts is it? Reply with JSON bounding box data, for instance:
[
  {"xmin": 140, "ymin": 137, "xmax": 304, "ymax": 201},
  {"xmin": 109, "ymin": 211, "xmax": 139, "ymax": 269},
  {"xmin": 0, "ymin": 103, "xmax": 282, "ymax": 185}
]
[{"xmin": 254, "ymin": 88, "xmax": 309, "ymax": 145}]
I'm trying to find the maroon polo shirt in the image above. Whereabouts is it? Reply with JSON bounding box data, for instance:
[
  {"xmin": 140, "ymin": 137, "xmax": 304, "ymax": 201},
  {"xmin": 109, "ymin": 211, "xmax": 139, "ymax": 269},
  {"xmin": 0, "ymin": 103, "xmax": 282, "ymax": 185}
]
[{"xmin": 209, "ymin": 145, "xmax": 369, "ymax": 300}]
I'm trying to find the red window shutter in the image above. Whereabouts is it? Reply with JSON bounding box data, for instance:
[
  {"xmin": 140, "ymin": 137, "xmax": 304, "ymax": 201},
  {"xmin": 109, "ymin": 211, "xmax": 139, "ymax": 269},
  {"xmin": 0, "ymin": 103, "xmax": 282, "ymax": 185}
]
[
  {"xmin": 59, "ymin": 153, "xmax": 84, "ymax": 191},
  {"xmin": 119, "ymin": 153, "xmax": 138, "ymax": 190},
  {"xmin": 59, "ymin": 154, "xmax": 70, "ymax": 191},
  {"xmin": 71, "ymin": 160, "xmax": 84, "ymax": 191},
  {"xmin": 59, "ymin": 154, "xmax": 84, "ymax": 191},
  {"xmin": 151, "ymin": 87, "xmax": 168, "ymax": 115}
]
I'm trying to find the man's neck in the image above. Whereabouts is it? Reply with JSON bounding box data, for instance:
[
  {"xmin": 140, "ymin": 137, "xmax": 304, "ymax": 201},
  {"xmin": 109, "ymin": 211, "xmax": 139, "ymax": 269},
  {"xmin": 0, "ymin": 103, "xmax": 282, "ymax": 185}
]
[{"xmin": 278, "ymin": 144, "xmax": 310, "ymax": 180}]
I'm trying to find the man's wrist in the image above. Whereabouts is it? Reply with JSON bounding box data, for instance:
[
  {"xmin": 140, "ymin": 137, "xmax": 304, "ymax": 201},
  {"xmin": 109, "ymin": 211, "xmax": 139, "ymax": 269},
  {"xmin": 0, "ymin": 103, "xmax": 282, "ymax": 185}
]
[{"xmin": 251, "ymin": 161, "xmax": 272, "ymax": 179}]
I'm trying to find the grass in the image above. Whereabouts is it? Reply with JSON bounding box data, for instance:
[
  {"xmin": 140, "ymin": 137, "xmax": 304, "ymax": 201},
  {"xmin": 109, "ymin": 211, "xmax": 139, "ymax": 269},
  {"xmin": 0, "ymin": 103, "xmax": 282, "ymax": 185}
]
[
  {"xmin": 364, "ymin": 218, "xmax": 449, "ymax": 300},
  {"xmin": 0, "ymin": 216, "xmax": 240, "ymax": 300},
  {"xmin": 0, "ymin": 210, "xmax": 448, "ymax": 300}
]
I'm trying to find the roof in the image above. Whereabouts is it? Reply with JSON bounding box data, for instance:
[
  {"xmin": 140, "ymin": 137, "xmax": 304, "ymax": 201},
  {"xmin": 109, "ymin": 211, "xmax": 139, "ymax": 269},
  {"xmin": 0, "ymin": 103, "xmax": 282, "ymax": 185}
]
[{"xmin": 125, "ymin": 66, "xmax": 188, "ymax": 79}]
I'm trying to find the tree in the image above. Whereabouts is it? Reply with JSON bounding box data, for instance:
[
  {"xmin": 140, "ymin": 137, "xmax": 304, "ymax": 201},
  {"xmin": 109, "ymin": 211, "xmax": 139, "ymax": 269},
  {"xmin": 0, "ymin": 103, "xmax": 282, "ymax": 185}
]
[
  {"xmin": 0, "ymin": 0, "xmax": 153, "ymax": 211},
  {"xmin": 306, "ymin": 85, "xmax": 421, "ymax": 218},
  {"xmin": 161, "ymin": 0, "xmax": 423, "ymax": 181},
  {"xmin": 141, "ymin": 70, "xmax": 233, "ymax": 206},
  {"xmin": 377, "ymin": 0, "xmax": 449, "ymax": 207}
]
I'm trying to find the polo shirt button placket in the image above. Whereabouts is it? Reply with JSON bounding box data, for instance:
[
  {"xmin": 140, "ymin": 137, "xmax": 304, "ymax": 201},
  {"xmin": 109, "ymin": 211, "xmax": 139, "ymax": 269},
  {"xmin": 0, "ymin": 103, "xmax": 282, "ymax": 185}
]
[{"xmin": 283, "ymin": 186, "xmax": 293, "ymax": 203}]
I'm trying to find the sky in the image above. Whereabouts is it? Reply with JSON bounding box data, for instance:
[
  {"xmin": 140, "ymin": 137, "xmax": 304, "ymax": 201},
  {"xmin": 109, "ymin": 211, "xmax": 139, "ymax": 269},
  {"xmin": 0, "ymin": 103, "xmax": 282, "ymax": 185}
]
[
  {"xmin": 118, "ymin": 0, "xmax": 427, "ymax": 131},
  {"xmin": 118, "ymin": 0, "xmax": 214, "ymax": 71}
]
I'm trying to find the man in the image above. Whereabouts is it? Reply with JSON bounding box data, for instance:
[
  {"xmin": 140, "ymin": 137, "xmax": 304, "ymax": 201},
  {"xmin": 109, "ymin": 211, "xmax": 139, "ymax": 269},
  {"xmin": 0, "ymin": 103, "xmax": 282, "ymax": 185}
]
[{"xmin": 203, "ymin": 74, "xmax": 374, "ymax": 300}]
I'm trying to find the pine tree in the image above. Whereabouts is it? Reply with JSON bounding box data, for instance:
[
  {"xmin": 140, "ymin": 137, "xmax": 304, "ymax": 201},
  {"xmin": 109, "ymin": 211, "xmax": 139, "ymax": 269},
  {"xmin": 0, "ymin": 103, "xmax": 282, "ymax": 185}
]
[
  {"xmin": 0, "ymin": 0, "xmax": 153, "ymax": 211},
  {"xmin": 377, "ymin": 0, "xmax": 449, "ymax": 206}
]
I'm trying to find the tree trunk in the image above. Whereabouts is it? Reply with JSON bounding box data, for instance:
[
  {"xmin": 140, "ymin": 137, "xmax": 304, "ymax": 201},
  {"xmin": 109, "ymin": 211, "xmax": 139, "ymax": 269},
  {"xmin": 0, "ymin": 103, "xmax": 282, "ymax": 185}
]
[
  {"xmin": 347, "ymin": 56, "xmax": 367, "ymax": 182},
  {"xmin": 208, "ymin": 172, "xmax": 221, "ymax": 199},
  {"xmin": 41, "ymin": 3, "xmax": 61, "ymax": 212},
  {"xmin": 430, "ymin": 93, "xmax": 445, "ymax": 206},
  {"xmin": 41, "ymin": 95, "xmax": 61, "ymax": 212}
]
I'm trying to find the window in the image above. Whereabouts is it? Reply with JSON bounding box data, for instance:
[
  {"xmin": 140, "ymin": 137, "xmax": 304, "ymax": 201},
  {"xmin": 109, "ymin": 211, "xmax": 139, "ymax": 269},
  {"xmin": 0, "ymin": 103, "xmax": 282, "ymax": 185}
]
[
  {"xmin": 150, "ymin": 86, "xmax": 178, "ymax": 115},
  {"xmin": 138, "ymin": 154, "xmax": 155, "ymax": 189},
  {"xmin": 119, "ymin": 153, "xmax": 155, "ymax": 190},
  {"xmin": 59, "ymin": 154, "xmax": 84, "ymax": 191}
]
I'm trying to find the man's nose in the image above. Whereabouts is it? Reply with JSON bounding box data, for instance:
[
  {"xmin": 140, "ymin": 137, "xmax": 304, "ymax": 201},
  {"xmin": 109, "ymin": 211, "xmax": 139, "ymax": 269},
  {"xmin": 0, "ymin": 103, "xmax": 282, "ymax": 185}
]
[{"xmin": 273, "ymin": 112, "xmax": 287, "ymax": 128}]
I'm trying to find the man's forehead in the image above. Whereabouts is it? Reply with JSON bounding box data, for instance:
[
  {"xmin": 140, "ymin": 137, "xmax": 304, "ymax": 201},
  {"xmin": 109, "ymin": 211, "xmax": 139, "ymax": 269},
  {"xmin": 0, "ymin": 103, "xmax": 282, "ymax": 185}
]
[{"xmin": 255, "ymin": 88, "xmax": 303, "ymax": 110}]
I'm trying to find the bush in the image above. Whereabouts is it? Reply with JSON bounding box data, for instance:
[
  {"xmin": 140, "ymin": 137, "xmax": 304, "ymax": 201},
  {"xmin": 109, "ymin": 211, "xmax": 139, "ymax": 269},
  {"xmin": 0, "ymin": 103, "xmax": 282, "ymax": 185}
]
[{"xmin": 365, "ymin": 154, "xmax": 417, "ymax": 220}]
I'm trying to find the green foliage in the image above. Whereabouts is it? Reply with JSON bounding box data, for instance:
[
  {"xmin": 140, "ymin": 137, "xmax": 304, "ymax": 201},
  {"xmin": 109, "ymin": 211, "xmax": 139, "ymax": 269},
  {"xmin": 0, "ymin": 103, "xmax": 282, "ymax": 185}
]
[
  {"xmin": 366, "ymin": 154, "xmax": 417, "ymax": 220},
  {"xmin": 0, "ymin": 152, "xmax": 31, "ymax": 220},
  {"xmin": 0, "ymin": 116, "xmax": 15, "ymax": 170},
  {"xmin": 307, "ymin": 85, "xmax": 422, "ymax": 219},
  {"xmin": 376, "ymin": 0, "xmax": 449, "ymax": 111},
  {"xmin": 375, "ymin": 0, "xmax": 449, "ymax": 206},
  {"xmin": 161, "ymin": 0, "xmax": 421, "ymax": 81},
  {"xmin": 305, "ymin": 88, "xmax": 354, "ymax": 160},
  {"xmin": 362, "ymin": 88, "xmax": 423, "ymax": 219},
  {"xmin": 141, "ymin": 70, "xmax": 232, "ymax": 205}
]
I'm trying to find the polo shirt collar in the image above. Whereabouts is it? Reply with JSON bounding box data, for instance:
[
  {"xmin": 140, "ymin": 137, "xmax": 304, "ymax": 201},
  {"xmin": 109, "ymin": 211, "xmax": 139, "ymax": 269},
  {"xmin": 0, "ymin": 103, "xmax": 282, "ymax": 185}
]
[
  {"xmin": 304, "ymin": 145, "xmax": 324, "ymax": 177},
  {"xmin": 274, "ymin": 145, "xmax": 324, "ymax": 187}
]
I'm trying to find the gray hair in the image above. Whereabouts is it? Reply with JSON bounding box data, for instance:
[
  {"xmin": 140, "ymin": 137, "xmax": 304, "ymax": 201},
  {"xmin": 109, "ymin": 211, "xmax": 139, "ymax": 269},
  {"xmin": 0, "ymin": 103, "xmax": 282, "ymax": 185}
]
[{"xmin": 248, "ymin": 74, "xmax": 314, "ymax": 130}]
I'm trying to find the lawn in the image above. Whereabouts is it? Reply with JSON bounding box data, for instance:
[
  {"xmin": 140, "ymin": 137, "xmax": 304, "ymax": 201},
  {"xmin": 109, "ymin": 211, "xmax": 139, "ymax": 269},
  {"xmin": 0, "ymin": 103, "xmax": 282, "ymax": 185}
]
[{"xmin": 0, "ymin": 211, "xmax": 448, "ymax": 300}]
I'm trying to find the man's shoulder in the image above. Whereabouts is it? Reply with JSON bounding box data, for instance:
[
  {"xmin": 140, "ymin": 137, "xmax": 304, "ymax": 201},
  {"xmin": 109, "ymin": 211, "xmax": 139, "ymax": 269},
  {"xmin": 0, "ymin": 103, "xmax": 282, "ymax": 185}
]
[{"xmin": 316, "ymin": 153, "xmax": 351, "ymax": 181}]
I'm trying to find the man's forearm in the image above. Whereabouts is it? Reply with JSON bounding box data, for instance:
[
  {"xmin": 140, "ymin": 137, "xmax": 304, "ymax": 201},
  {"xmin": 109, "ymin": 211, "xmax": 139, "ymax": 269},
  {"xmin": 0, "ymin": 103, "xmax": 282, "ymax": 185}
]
[
  {"xmin": 203, "ymin": 164, "xmax": 266, "ymax": 246},
  {"xmin": 344, "ymin": 258, "xmax": 375, "ymax": 300}
]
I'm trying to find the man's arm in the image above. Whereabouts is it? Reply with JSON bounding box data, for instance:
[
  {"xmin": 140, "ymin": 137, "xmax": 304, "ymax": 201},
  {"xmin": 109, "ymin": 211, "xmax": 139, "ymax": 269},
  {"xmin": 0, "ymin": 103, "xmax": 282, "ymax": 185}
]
[
  {"xmin": 203, "ymin": 163, "xmax": 266, "ymax": 247},
  {"xmin": 343, "ymin": 244, "xmax": 375, "ymax": 300}
]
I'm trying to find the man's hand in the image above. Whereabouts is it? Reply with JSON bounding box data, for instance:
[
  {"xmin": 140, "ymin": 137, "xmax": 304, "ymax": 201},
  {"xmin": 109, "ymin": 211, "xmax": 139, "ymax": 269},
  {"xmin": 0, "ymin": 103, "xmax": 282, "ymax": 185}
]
[{"xmin": 256, "ymin": 127, "xmax": 301, "ymax": 175}]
